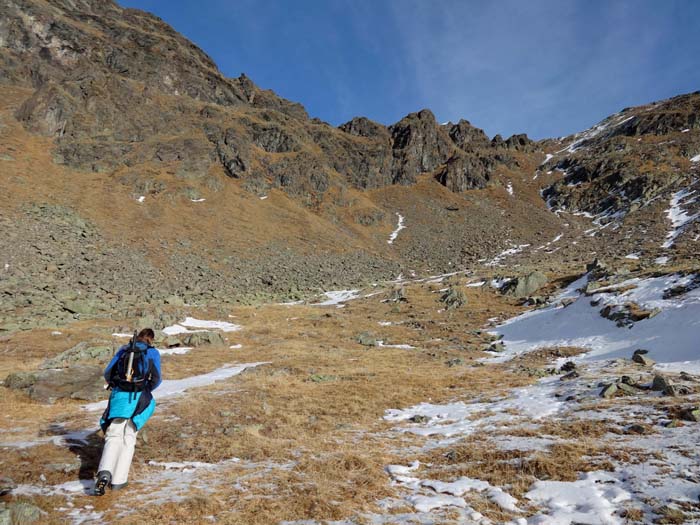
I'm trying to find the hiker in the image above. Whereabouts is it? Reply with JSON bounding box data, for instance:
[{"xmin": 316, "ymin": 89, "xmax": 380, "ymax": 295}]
[{"xmin": 94, "ymin": 328, "xmax": 162, "ymax": 495}]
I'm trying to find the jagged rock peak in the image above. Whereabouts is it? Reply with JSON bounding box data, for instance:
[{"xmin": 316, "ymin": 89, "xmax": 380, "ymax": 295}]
[
  {"xmin": 338, "ymin": 116, "xmax": 389, "ymax": 140},
  {"xmin": 446, "ymin": 119, "xmax": 490, "ymax": 151},
  {"xmin": 492, "ymin": 133, "xmax": 534, "ymax": 151},
  {"xmin": 388, "ymin": 109, "xmax": 456, "ymax": 182}
]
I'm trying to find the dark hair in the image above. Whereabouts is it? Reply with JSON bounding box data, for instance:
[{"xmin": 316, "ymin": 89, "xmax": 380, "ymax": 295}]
[{"xmin": 136, "ymin": 328, "xmax": 155, "ymax": 343}]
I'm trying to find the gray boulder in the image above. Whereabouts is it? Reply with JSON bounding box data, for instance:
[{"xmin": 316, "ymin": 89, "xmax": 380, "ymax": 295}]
[
  {"xmin": 440, "ymin": 287, "xmax": 466, "ymax": 310},
  {"xmin": 5, "ymin": 366, "xmax": 104, "ymax": 403},
  {"xmin": 0, "ymin": 477, "xmax": 16, "ymax": 496},
  {"xmin": 652, "ymin": 374, "xmax": 678, "ymax": 396},
  {"xmin": 356, "ymin": 332, "xmax": 378, "ymax": 347},
  {"xmin": 41, "ymin": 342, "xmax": 113, "ymax": 369},
  {"xmin": 681, "ymin": 407, "xmax": 700, "ymax": 422},
  {"xmin": 600, "ymin": 383, "xmax": 618, "ymax": 398},
  {"xmin": 632, "ymin": 349, "xmax": 655, "ymax": 366},
  {"xmin": 182, "ymin": 331, "xmax": 225, "ymax": 347},
  {"xmin": 0, "ymin": 502, "xmax": 43, "ymax": 524},
  {"xmin": 502, "ymin": 271, "xmax": 548, "ymax": 298}
]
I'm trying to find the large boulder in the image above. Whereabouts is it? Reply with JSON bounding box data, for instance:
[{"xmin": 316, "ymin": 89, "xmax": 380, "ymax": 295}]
[
  {"xmin": 5, "ymin": 366, "xmax": 105, "ymax": 403},
  {"xmin": 182, "ymin": 331, "xmax": 225, "ymax": 347},
  {"xmin": 41, "ymin": 342, "xmax": 113, "ymax": 369},
  {"xmin": 502, "ymin": 271, "xmax": 549, "ymax": 298}
]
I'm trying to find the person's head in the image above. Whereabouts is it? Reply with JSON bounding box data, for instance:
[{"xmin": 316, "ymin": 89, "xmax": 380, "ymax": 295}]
[{"xmin": 136, "ymin": 328, "xmax": 155, "ymax": 345}]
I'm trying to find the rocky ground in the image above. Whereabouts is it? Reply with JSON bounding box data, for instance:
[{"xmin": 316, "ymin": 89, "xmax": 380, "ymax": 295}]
[{"xmin": 1, "ymin": 262, "xmax": 700, "ymax": 524}]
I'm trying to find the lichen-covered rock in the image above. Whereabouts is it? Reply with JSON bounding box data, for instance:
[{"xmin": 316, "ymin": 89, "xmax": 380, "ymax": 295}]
[
  {"xmin": 440, "ymin": 287, "xmax": 466, "ymax": 310},
  {"xmin": 5, "ymin": 366, "xmax": 104, "ymax": 403},
  {"xmin": 502, "ymin": 271, "xmax": 548, "ymax": 298},
  {"xmin": 182, "ymin": 331, "xmax": 225, "ymax": 347}
]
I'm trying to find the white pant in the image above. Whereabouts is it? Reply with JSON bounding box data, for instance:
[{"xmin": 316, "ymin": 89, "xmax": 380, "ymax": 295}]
[{"xmin": 98, "ymin": 418, "xmax": 138, "ymax": 485}]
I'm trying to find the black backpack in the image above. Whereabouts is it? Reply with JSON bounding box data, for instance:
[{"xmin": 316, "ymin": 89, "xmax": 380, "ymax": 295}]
[{"xmin": 110, "ymin": 333, "xmax": 151, "ymax": 392}]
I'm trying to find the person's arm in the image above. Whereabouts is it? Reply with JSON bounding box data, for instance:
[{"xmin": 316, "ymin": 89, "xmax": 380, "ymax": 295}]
[
  {"xmin": 148, "ymin": 348, "xmax": 162, "ymax": 390},
  {"xmin": 104, "ymin": 347, "xmax": 124, "ymax": 383}
]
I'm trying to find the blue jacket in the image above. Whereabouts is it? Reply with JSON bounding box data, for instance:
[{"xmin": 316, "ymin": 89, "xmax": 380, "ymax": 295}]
[{"xmin": 100, "ymin": 341, "xmax": 162, "ymax": 432}]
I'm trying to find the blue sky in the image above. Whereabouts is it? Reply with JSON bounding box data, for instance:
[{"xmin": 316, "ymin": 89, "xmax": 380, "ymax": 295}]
[{"xmin": 120, "ymin": 0, "xmax": 700, "ymax": 139}]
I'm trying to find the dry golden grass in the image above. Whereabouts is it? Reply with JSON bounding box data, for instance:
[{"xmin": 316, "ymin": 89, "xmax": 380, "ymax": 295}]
[{"xmin": 0, "ymin": 275, "xmax": 541, "ymax": 523}]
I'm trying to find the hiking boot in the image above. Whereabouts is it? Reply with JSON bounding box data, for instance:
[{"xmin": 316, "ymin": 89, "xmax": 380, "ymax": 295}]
[{"xmin": 94, "ymin": 471, "xmax": 111, "ymax": 496}]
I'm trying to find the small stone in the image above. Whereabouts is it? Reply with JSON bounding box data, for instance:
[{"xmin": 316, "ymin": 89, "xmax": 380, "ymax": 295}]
[
  {"xmin": 680, "ymin": 371, "xmax": 697, "ymax": 382},
  {"xmin": 617, "ymin": 382, "xmax": 639, "ymax": 396},
  {"xmin": 600, "ymin": 383, "xmax": 618, "ymax": 398},
  {"xmin": 561, "ymin": 370, "xmax": 580, "ymax": 381},
  {"xmin": 410, "ymin": 415, "xmax": 429, "ymax": 424},
  {"xmin": 560, "ymin": 361, "xmax": 577, "ymax": 373},
  {"xmin": 485, "ymin": 341, "xmax": 505, "ymax": 353},
  {"xmin": 388, "ymin": 287, "xmax": 407, "ymax": 303},
  {"xmin": 356, "ymin": 332, "xmax": 377, "ymax": 347},
  {"xmin": 620, "ymin": 375, "xmax": 637, "ymax": 386},
  {"xmin": 632, "ymin": 353, "xmax": 655, "ymax": 366},
  {"xmin": 0, "ymin": 476, "xmax": 16, "ymax": 496},
  {"xmin": 652, "ymin": 374, "xmax": 677, "ymax": 396},
  {"xmin": 163, "ymin": 295, "xmax": 185, "ymax": 306},
  {"xmin": 680, "ymin": 407, "xmax": 700, "ymax": 422},
  {"xmin": 625, "ymin": 424, "xmax": 648, "ymax": 434},
  {"xmin": 440, "ymin": 287, "xmax": 466, "ymax": 310},
  {"xmin": 309, "ymin": 374, "xmax": 336, "ymax": 383}
]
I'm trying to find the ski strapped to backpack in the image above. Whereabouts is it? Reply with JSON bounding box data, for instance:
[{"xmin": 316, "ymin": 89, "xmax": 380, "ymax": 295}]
[{"xmin": 109, "ymin": 331, "xmax": 151, "ymax": 393}]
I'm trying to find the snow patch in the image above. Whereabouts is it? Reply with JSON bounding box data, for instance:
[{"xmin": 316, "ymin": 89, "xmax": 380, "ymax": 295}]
[
  {"xmin": 662, "ymin": 188, "xmax": 698, "ymax": 248},
  {"xmin": 485, "ymin": 243, "xmax": 530, "ymax": 267},
  {"xmin": 525, "ymin": 471, "xmax": 631, "ymax": 525},
  {"xmin": 159, "ymin": 346, "xmax": 192, "ymax": 356},
  {"xmin": 560, "ymin": 114, "xmax": 635, "ymax": 154},
  {"xmin": 384, "ymin": 376, "xmax": 564, "ymax": 438},
  {"xmin": 491, "ymin": 273, "xmax": 700, "ymax": 369},
  {"xmin": 162, "ymin": 317, "xmax": 242, "ymax": 335},
  {"xmin": 377, "ymin": 341, "xmax": 415, "ymax": 349},
  {"xmin": 311, "ymin": 289, "xmax": 361, "ymax": 307},
  {"xmin": 388, "ymin": 213, "xmax": 406, "ymax": 244}
]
